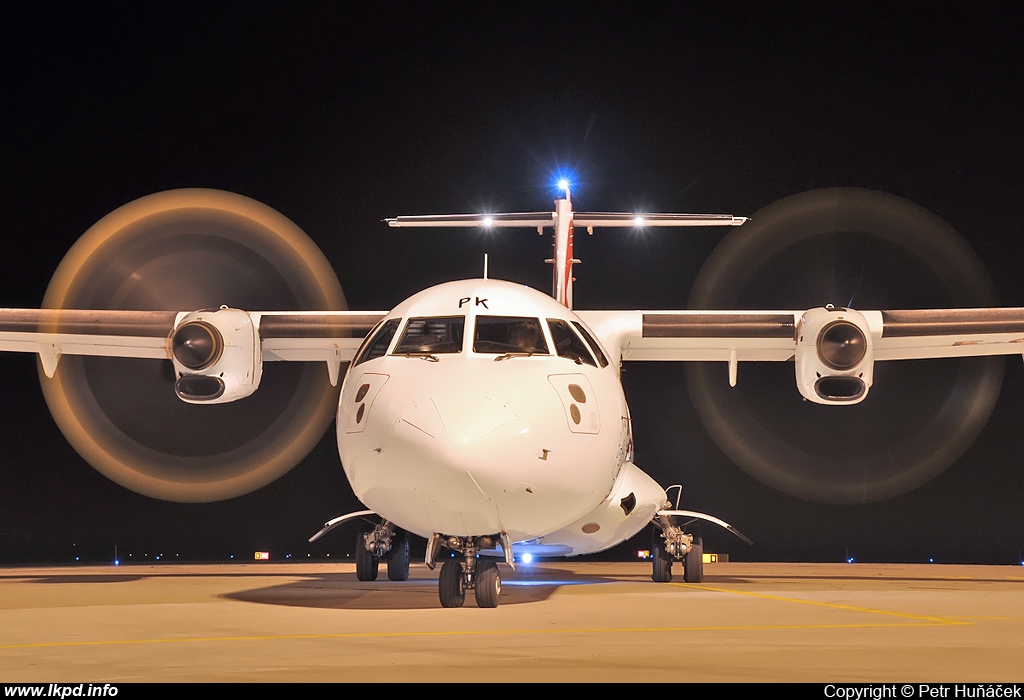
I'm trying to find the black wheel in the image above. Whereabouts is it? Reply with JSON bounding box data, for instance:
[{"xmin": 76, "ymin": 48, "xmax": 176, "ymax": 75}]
[
  {"xmin": 474, "ymin": 560, "xmax": 501, "ymax": 608},
  {"xmin": 355, "ymin": 525, "xmax": 378, "ymax": 582},
  {"xmin": 387, "ymin": 529, "xmax": 410, "ymax": 581},
  {"xmin": 651, "ymin": 529, "xmax": 673, "ymax": 583},
  {"xmin": 438, "ymin": 558, "xmax": 466, "ymax": 608},
  {"xmin": 684, "ymin": 536, "xmax": 704, "ymax": 583}
]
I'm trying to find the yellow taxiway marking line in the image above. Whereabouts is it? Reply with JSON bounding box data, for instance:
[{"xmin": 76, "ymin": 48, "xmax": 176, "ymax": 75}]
[
  {"xmin": 946, "ymin": 615, "xmax": 1024, "ymax": 622},
  {"xmin": 684, "ymin": 583, "xmax": 970, "ymax": 625},
  {"xmin": 0, "ymin": 620, "xmax": 963, "ymax": 651}
]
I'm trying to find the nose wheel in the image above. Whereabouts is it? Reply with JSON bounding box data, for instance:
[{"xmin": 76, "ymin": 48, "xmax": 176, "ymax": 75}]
[
  {"xmin": 438, "ymin": 558, "xmax": 467, "ymax": 608},
  {"xmin": 474, "ymin": 560, "xmax": 501, "ymax": 608}
]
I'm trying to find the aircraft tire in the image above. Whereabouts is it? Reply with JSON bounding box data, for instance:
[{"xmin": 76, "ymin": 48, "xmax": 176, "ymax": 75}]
[
  {"xmin": 438, "ymin": 558, "xmax": 466, "ymax": 608},
  {"xmin": 387, "ymin": 529, "xmax": 410, "ymax": 581},
  {"xmin": 651, "ymin": 530, "xmax": 673, "ymax": 583},
  {"xmin": 474, "ymin": 560, "xmax": 501, "ymax": 608},
  {"xmin": 684, "ymin": 537, "xmax": 704, "ymax": 583},
  {"xmin": 355, "ymin": 525, "xmax": 378, "ymax": 582}
]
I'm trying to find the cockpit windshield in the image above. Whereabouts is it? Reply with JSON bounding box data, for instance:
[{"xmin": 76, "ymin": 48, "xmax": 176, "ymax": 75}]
[
  {"xmin": 394, "ymin": 316, "xmax": 465, "ymax": 354},
  {"xmin": 547, "ymin": 318, "xmax": 597, "ymax": 366},
  {"xmin": 473, "ymin": 316, "xmax": 549, "ymax": 355},
  {"xmin": 352, "ymin": 317, "xmax": 401, "ymax": 366}
]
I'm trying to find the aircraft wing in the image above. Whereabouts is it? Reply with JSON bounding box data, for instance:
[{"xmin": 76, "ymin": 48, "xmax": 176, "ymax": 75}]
[
  {"xmin": 578, "ymin": 310, "xmax": 801, "ymax": 364},
  {"xmin": 579, "ymin": 308, "xmax": 1024, "ymax": 361},
  {"xmin": 255, "ymin": 311, "xmax": 387, "ymax": 363},
  {"xmin": 577, "ymin": 307, "xmax": 1024, "ymax": 404},
  {"xmin": 0, "ymin": 308, "xmax": 386, "ymax": 377}
]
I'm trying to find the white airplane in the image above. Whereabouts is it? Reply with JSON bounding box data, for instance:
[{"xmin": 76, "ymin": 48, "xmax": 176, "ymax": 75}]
[{"xmin": 2, "ymin": 184, "xmax": 1022, "ymax": 607}]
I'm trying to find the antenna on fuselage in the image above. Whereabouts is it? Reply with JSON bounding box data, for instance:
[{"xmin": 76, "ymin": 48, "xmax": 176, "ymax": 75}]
[{"xmin": 384, "ymin": 187, "xmax": 748, "ymax": 309}]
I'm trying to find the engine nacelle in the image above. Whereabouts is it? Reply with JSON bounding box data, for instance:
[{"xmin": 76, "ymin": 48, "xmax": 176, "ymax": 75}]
[
  {"xmin": 794, "ymin": 306, "xmax": 875, "ymax": 405},
  {"xmin": 170, "ymin": 307, "xmax": 262, "ymax": 403}
]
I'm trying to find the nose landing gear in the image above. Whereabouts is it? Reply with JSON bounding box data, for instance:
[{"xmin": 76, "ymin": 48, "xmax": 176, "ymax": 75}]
[
  {"xmin": 437, "ymin": 555, "xmax": 502, "ymax": 608},
  {"xmin": 428, "ymin": 534, "xmax": 507, "ymax": 608}
]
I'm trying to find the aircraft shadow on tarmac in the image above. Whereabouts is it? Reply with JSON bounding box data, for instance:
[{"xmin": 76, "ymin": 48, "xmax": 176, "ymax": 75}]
[
  {"xmin": 0, "ymin": 566, "xmax": 619, "ymax": 610},
  {"xmin": 6, "ymin": 565, "xmax": 1019, "ymax": 611},
  {"xmin": 0, "ymin": 573, "xmax": 148, "ymax": 584}
]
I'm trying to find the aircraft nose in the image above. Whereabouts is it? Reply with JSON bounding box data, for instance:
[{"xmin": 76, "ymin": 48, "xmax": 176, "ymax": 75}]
[
  {"xmin": 394, "ymin": 391, "xmax": 531, "ymax": 494},
  {"xmin": 398, "ymin": 393, "xmax": 519, "ymax": 450},
  {"xmin": 342, "ymin": 368, "xmax": 612, "ymax": 540},
  {"xmin": 389, "ymin": 392, "xmax": 528, "ymax": 534}
]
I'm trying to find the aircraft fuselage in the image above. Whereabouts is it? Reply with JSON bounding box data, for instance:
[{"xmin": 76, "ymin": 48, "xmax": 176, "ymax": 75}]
[{"xmin": 337, "ymin": 278, "xmax": 635, "ymax": 545}]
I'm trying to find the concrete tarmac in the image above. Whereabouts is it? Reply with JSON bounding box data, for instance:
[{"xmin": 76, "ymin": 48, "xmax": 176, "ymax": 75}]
[{"xmin": 0, "ymin": 561, "xmax": 1022, "ymax": 682}]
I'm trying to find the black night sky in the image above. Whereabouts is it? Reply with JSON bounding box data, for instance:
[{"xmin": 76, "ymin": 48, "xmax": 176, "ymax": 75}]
[{"xmin": 1, "ymin": 3, "xmax": 1022, "ymax": 565}]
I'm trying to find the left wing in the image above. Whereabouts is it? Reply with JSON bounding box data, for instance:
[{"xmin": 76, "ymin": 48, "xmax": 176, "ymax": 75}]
[{"xmin": 578, "ymin": 306, "xmax": 1024, "ymax": 405}]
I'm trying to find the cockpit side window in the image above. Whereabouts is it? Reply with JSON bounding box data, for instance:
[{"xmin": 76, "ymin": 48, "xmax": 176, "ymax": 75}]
[
  {"xmin": 547, "ymin": 318, "xmax": 597, "ymax": 367},
  {"xmin": 352, "ymin": 318, "xmax": 401, "ymax": 366},
  {"xmin": 394, "ymin": 316, "xmax": 465, "ymax": 354},
  {"xmin": 572, "ymin": 321, "xmax": 610, "ymax": 368},
  {"xmin": 473, "ymin": 316, "xmax": 549, "ymax": 354}
]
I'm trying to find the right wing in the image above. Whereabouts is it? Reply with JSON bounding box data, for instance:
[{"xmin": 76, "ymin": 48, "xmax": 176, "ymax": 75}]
[
  {"xmin": 0, "ymin": 307, "xmax": 387, "ymax": 402},
  {"xmin": 0, "ymin": 308, "xmax": 386, "ymax": 373},
  {"xmin": 0, "ymin": 309, "xmax": 178, "ymax": 376}
]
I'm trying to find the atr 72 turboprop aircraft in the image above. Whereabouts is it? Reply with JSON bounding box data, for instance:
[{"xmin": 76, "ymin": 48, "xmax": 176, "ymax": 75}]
[{"xmin": 2, "ymin": 184, "xmax": 1023, "ymax": 607}]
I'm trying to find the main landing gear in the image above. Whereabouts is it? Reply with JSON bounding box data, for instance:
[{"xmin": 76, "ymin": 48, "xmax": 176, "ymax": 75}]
[
  {"xmin": 651, "ymin": 523, "xmax": 703, "ymax": 583},
  {"xmin": 355, "ymin": 521, "xmax": 410, "ymax": 582},
  {"xmin": 650, "ymin": 487, "xmax": 752, "ymax": 584},
  {"xmin": 427, "ymin": 533, "xmax": 510, "ymax": 608}
]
